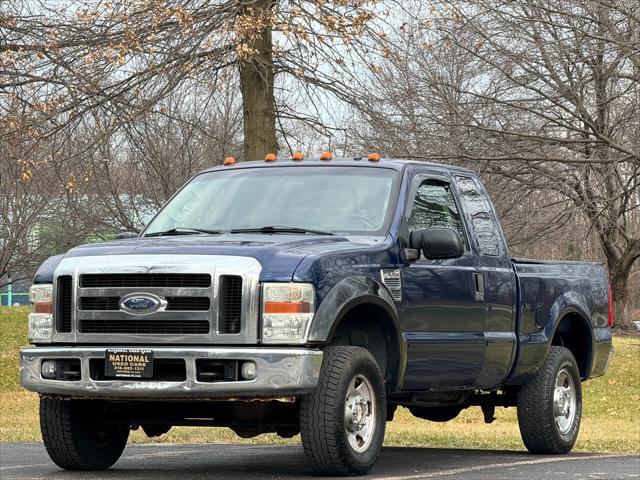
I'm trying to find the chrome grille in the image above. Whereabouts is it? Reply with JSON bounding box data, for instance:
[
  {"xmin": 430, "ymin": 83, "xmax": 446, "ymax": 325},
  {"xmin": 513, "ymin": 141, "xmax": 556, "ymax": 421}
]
[
  {"xmin": 79, "ymin": 297, "xmax": 119, "ymax": 310},
  {"xmin": 56, "ymin": 276, "xmax": 73, "ymax": 332},
  {"xmin": 78, "ymin": 319, "xmax": 209, "ymax": 334},
  {"xmin": 51, "ymin": 254, "xmax": 261, "ymax": 345},
  {"xmin": 79, "ymin": 296, "xmax": 211, "ymax": 311},
  {"xmin": 80, "ymin": 273, "xmax": 211, "ymax": 288},
  {"xmin": 166, "ymin": 297, "xmax": 211, "ymax": 311},
  {"xmin": 219, "ymin": 276, "xmax": 242, "ymax": 334}
]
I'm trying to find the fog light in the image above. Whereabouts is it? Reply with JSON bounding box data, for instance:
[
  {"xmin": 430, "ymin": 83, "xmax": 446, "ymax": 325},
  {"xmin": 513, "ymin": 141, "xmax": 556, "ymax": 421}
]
[
  {"xmin": 241, "ymin": 362, "xmax": 257, "ymax": 380},
  {"xmin": 41, "ymin": 360, "xmax": 57, "ymax": 379}
]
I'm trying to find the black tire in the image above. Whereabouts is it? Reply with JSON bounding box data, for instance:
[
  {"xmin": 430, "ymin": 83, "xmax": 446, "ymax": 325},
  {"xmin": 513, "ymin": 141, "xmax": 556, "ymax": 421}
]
[
  {"xmin": 300, "ymin": 346, "xmax": 387, "ymax": 476},
  {"xmin": 517, "ymin": 346, "xmax": 582, "ymax": 454},
  {"xmin": 409, "ymin": 405, "xmax": 463, "ymax": 422},
  {"xmin": 40, "ymin": 397, "xmax": 129, "ymax": 470}
]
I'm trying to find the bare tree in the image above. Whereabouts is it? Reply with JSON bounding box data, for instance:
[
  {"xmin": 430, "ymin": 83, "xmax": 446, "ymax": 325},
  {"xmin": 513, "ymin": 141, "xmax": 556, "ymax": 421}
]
[
  {"xmin": 2, "ymin": 0, "xmax": 394, "ymax": 160},
  {"xmin": 353, "ymin": 0, "xmax": 639, "ymax": 327},
  {"xmin": 0, "ymin": 103, "xmax": 99, "ymax": 284},
  {"xmin": 85, "ymin": 82, "xmax": 244, "ymax": 230},
  {"xmin": 0, "ymin": 67, "xmax": 244, "ymax": 284},
  {"xmin": 0, "ymin": 129, "xmax": 51, "ymax": 286}
]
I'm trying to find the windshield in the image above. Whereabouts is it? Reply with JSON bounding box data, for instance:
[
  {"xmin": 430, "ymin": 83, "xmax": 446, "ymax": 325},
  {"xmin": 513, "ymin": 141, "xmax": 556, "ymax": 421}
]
[{"xmin": 143, "ymin": 166, "xmax": 397, "ymax": 236}]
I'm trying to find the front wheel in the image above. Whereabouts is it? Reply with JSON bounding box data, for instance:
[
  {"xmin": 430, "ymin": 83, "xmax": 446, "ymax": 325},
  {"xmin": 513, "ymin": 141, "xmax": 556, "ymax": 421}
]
[
  {"xmin": 300, "ymin": 346, "xmax": 387, "ymax": 476},
  {"xmin": 517, "ymin": 346, "xmax": 582, "ymax": 454},
  {"xmin": 41, "ymin": 397, "xmax": 129, "ymax": 470}
]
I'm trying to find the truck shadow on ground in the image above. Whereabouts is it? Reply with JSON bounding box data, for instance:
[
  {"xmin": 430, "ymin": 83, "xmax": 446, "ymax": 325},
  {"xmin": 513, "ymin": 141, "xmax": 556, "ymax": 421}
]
[{"xmin": 29, "ymin": 445, "xmax": 612, "ymax": 480}]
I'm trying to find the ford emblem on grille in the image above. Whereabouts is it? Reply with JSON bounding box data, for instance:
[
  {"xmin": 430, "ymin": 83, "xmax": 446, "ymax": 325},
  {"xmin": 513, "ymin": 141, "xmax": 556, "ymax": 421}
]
[{"xmin": 120, "ymin": 293, "xmax": 164, "ymax": 314}]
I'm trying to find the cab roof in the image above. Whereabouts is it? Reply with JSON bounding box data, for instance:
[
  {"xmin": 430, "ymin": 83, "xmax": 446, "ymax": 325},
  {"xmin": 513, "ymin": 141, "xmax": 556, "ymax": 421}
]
[{"xmin": 202, "ymin": 157, "xmax": 476, "ymax": 176}]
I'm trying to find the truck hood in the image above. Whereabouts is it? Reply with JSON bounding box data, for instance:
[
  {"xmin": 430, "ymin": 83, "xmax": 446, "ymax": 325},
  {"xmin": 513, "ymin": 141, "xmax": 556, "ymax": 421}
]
[{"xmin": 36, "ymin": 234, "xmax": 387, "ymax": 282}]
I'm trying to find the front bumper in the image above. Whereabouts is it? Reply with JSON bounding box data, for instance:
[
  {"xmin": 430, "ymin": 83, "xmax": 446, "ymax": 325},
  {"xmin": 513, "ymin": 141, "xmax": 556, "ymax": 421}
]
[{"xmin": 20, "ymin": 346, "xmax": 323, "ymax": 400}]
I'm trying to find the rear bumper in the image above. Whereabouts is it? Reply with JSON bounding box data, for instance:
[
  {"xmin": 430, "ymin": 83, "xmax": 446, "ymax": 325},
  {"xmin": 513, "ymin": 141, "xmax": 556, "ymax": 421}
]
[
  {"xmin": 589, "ymin": 326, "xmax": 614, "ymax": 379},
  {"xmin": 590, "ymin": 339, "xmax": 614, "ymax": 379},
  {"xmin": 20, "ymin": 346, "xmax": 323, "ymax": 400}
]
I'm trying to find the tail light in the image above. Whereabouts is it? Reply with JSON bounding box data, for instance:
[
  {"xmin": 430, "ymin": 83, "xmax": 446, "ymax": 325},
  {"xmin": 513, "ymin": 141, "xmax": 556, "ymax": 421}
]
[{"xmin": 608, "ymin": 284, "xmax": 613, "ymax": 327}]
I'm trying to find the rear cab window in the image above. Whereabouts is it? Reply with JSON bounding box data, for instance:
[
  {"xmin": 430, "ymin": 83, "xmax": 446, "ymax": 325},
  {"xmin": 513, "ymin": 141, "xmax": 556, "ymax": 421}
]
[{"xmin": 453, "ymin": 175, "xmax": 504, "ymax": 258}]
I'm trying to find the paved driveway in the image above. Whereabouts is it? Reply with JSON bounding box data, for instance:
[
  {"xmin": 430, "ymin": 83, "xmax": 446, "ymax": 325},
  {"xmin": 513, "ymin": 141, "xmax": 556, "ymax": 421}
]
[{"xmin": 1, "ymin": 443, "xmax": 638, "ymax": 479}]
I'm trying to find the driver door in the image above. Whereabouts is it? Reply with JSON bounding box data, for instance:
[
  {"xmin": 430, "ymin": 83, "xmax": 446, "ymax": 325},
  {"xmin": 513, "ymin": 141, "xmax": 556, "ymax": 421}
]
[{"xmin": 400, "ymin": 174, "xmax": 487, "ymax": 389}]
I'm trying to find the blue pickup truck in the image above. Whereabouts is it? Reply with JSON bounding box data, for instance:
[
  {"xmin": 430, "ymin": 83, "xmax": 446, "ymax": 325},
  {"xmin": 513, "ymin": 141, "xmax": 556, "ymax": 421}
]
[{"xmin": 21, "ymin": 156, "xmax": 613, "ymax": 475}]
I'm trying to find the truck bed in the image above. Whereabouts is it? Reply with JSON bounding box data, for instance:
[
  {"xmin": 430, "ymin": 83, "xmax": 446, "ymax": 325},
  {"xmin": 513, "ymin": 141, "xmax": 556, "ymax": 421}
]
[{"xmin": 509, "ymin": 258, "xmax": 611, "ymax": 383}]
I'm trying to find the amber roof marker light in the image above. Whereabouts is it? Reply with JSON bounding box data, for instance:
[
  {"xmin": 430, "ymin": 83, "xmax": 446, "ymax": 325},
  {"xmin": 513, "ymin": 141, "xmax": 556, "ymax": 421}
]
[
  {"xmin": 292, "ymin": 152, "xmax": 304, "ymax": 161},
  {"xmin": 320, "ymin": 151, "xmax": 333, "ymax": 161},
  {"xmin": 223, "ymin": 156, "xmax": 236, "ymax": 166},
  {"xmin": 368, "ymin": 152, "xmax": 381, "ymax": 162},
  {"xmin": 265, "ymin": 153, "xmax": 277, "ymax": 162}
]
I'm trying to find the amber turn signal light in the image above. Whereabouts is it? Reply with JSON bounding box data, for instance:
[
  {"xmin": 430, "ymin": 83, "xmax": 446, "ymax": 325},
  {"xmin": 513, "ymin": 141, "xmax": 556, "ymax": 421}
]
[
  {"xmin": 320, "ymin": 151, "xmax": 333, "ymax": 161},
  {"xmin": 223, "ymin": 156, "xmax": 236, "ymax": 165},
  {"xmin": 264, "ymin": 301, "xmax": 311, "ymax": 314},
  {"xmin": 33, "ymin": 303, "xmax": 53, "ymax": 314},
  {"xmin": 265, "ymin": 153, "xmax": 277, "ymax": 162}
]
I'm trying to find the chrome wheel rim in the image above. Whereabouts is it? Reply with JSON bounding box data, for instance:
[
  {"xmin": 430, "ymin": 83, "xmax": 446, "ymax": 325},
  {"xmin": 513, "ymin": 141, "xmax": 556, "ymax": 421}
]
[
  {"xmin": 553, "ymin": 367, "xmax": 577, "ymax": 434},
  {"xmin": 344, "ymin": 374, "xmax": 376, "ymax": 453}
]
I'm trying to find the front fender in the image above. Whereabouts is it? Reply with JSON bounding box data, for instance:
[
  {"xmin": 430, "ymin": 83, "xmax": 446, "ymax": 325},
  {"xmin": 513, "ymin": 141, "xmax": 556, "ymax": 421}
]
[
  {"xmin": 308, "ymin": 276, "xmax": 399, "ymax": 341},
  {"xmin": 307, "ymin": 276, "xmax": 407, "ymax": 391}
]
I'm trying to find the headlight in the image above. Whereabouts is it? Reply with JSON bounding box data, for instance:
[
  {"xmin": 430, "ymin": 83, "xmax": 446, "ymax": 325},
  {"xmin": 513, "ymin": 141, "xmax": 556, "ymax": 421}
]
[
  {"xmin": 262, "ymin": 283, "xmax": 314, "ymax": 344},
  {"xmin": 29, "ymin": 284, "xmax": 53, "ymax": 343},
  {"xmin": 30, "ymin": 284, "xmax": 53, "ymax": 313}
]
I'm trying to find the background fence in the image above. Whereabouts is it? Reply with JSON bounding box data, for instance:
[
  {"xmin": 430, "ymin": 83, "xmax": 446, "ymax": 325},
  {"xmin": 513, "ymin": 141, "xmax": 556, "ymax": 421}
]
[{"xmin": 0, "ymin": 286, "xmax": 30, "ymax": 307}]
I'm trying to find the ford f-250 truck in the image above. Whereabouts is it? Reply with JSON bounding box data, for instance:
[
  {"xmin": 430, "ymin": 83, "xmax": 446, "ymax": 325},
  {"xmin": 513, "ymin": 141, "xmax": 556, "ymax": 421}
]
[{"xmin": 20, "ymin": 156, "xmax": 613, "ymax": 475}]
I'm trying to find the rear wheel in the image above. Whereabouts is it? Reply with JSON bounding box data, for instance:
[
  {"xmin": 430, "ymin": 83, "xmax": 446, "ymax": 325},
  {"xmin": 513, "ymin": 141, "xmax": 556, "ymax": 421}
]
[
  {"xmin": 300, "ymin": 346, "xmax": 386, "ymax": 476},
  {"xmin": 41, "ymin": 397, "xmax": 129, "ymax": 470},
  {"xmin": 517, "ymin": 346, "xmax": 582, "ymax": 454}
]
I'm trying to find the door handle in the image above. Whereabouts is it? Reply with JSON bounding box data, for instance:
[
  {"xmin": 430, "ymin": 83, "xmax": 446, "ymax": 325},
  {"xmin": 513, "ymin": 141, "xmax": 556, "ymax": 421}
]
[{"xmin": 473, "ymin": 272, "xmax": 485, "ymax": 301}]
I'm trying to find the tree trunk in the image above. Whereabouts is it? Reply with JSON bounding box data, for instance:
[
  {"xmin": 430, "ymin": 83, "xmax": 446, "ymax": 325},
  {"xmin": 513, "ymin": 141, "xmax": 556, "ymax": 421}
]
[
  {"xmin": 603, "ymin": 237, "xmax": 639, "ymax": 329},
  {"xmin": 610, "ymin": 273, "xmax": 631, "ymax": 329},
  {"xmin": 239, "ymin": 0, "xmax": 277, "ymax": 161}
]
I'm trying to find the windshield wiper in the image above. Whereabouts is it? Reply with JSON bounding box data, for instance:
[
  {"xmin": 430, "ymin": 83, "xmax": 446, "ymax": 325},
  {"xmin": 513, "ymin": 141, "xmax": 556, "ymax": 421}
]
[
  {"xmin": 144, "ymin": 227, "xmax": 222, "ymax": 237},
  {"xmin": 230, "ymin": 226, "xmax": 334, "ymax": 236}
]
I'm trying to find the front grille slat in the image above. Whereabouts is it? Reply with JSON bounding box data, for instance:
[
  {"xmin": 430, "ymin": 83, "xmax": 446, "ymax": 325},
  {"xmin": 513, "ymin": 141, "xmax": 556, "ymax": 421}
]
[
  {"xmin": 219, "ymin": 275, "xmax": 242, "ymax": 334},
  {"xmin": 165, "ymin": 297, "xmax": 210, "ymax": 311},
  {"xmin": 56, "ymin": 276, "xmax": 73, "ymax": 332},
  {"xmin": 79, "ymin": 319, "xmax": 209, "ymax": 334},
  {"xmin": 79, "ymin": 296, "xmax": 210, "ymax": 311},
  {"xmin": 79, "ymin": 297, "xmax": 120, "ymax": 310},
  {"xmin": 80, "ymin": 273, "xmax": 211, "ymax": 288}
]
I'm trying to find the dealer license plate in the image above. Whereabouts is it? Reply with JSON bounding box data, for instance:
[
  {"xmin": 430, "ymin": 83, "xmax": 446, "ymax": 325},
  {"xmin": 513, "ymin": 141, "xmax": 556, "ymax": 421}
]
[{"xmin": 105, "ymin": 348, "xmax": 153, "ymax": 379}]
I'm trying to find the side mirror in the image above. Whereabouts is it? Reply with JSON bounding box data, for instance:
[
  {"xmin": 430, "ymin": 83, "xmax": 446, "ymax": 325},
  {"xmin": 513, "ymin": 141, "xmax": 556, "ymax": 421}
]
[{"xmin": 409, "ymin": 227, "xmax": 464, "ymax": 259}]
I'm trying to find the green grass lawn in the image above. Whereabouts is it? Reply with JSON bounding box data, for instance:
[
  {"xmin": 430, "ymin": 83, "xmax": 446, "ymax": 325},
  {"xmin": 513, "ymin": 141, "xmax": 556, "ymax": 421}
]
[{"xmin": 2, "ymin": 306, "xmax": 639, "ymax": 452}]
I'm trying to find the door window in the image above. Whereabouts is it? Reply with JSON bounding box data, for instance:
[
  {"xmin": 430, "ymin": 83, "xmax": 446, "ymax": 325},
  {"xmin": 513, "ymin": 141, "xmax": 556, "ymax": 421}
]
[{"xmin": 407, "ymin": 180, "xmax": 466, "ymax": 243}]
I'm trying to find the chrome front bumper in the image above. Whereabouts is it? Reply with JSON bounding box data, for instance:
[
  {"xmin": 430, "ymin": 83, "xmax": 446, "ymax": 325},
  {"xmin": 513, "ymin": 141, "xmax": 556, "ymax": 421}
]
[{"xmin": 20, "ymin": 347, "xmax": 323, "ymax": 400}]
